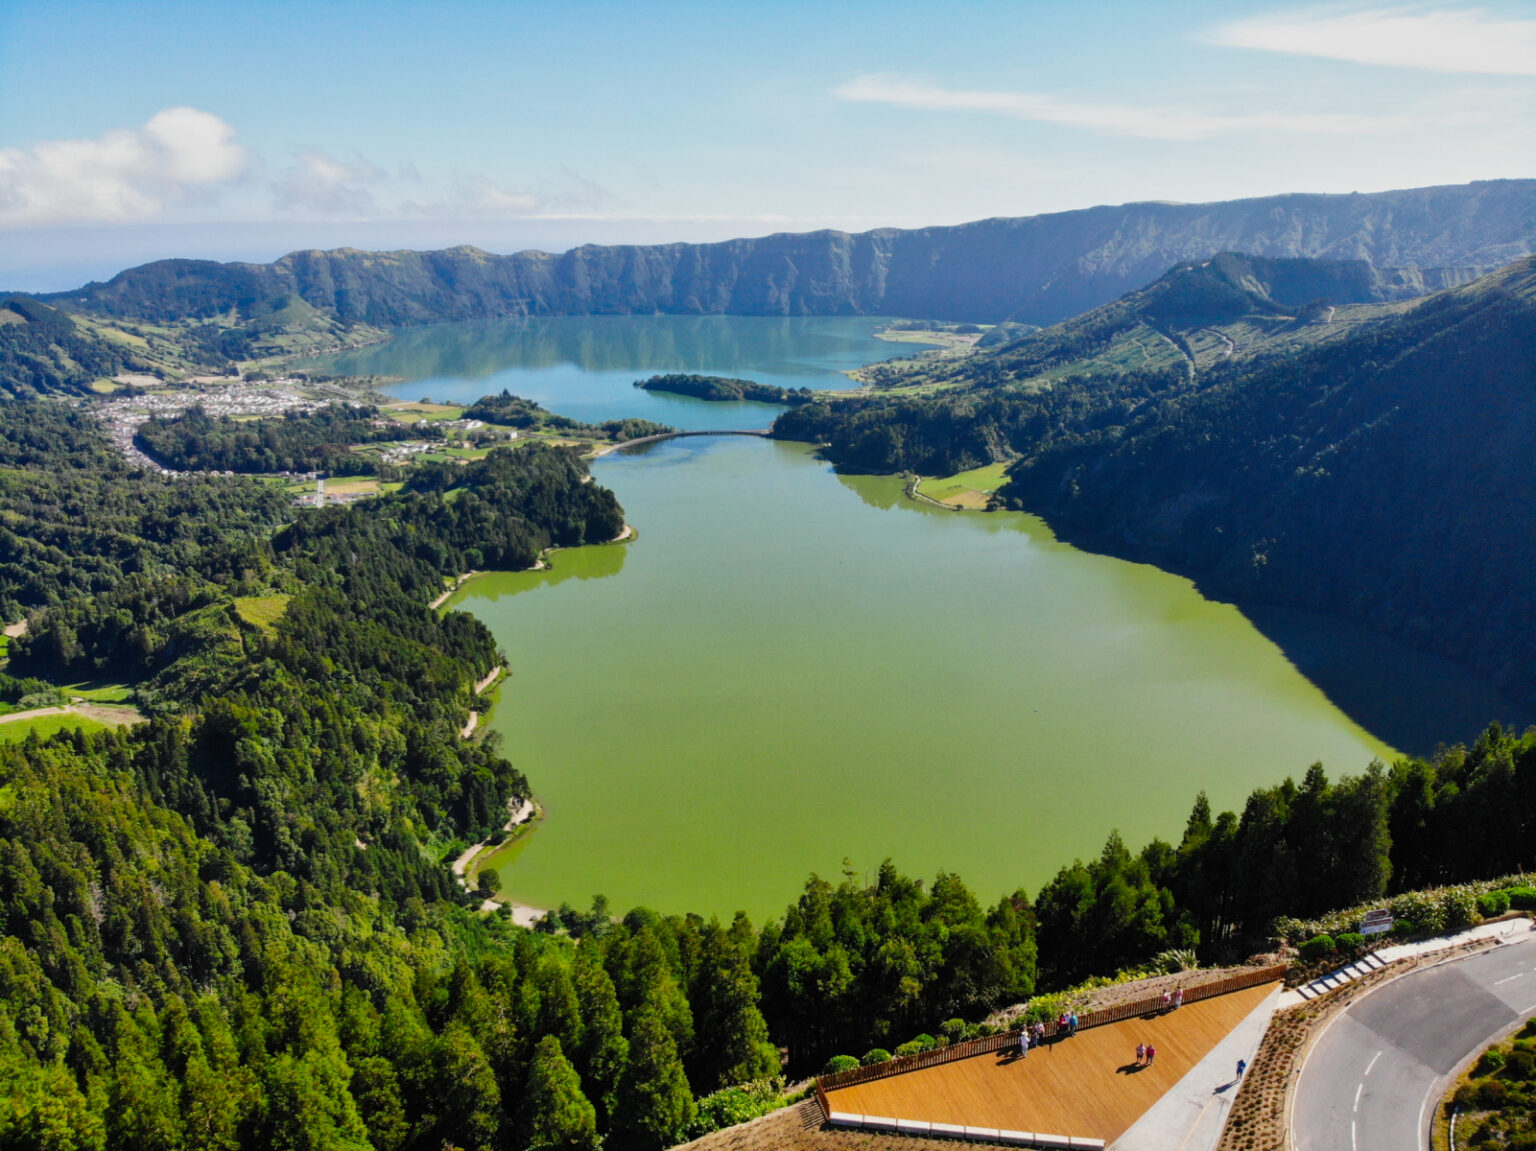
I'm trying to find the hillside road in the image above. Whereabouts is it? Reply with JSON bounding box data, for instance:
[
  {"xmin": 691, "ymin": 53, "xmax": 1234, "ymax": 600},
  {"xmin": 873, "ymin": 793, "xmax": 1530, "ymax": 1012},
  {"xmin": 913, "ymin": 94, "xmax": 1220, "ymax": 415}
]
[{"xmin": 1294, "ymin": 927, "xmax": 1536, "ymax": 1150}]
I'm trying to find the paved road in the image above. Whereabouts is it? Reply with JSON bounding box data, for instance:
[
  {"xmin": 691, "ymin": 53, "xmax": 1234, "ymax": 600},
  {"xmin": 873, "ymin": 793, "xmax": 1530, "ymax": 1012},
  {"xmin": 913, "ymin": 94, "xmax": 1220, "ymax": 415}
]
[{"xmin": 1294, "ymin": 928, "xmax": 1536, "ymax": 1150}]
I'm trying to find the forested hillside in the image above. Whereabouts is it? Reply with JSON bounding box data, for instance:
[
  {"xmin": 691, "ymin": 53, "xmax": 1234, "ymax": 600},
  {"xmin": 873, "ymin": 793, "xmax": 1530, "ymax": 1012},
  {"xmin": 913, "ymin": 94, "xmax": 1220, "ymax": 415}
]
[
  {"xmin": 1, "ymin": 396, "xmax": 1534, "ymax": 1149},
  {"xmin": 0, "ymin": 296, "xmax": 130, "ymax": 396},
  {"xmin": 774, "ymin": 256, "xmax": 1536, "ymax": 708},
  {"xmin": 43, "ymin": 180, "xmax": 1536, "ymax": 332}
]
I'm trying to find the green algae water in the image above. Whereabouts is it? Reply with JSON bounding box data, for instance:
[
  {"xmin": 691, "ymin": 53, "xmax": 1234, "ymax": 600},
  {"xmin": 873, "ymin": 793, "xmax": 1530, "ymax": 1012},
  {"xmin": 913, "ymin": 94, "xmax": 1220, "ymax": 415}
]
[{"xmin": 334, "ymin": 315, "xmax": 1524, "ymax": 920}]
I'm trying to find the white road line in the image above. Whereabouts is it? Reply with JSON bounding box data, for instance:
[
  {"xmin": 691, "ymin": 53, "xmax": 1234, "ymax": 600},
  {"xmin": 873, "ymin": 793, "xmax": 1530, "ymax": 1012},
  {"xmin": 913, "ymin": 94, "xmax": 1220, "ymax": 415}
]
[
  {"xmin": 1351, "ymin": 1119, "xmax": 1357, "ymax": 1151},
  {"xmin": 1494, "ymin": 973, "xmax": 1524, "ymax": 985},
  {"xmin": 1354, "ymin": 1083, "xmax": 1363, "ymax": 1111},
  {"xmin": 1365, "ymin": 1050, "xmax": 1383, "ymax": 1076}
]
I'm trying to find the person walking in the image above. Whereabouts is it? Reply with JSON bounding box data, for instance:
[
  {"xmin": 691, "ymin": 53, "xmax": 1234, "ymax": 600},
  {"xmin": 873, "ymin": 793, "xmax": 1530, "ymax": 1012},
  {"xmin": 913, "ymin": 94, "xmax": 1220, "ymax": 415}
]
[
  {"xmin": 1018, "ymin": 1028, "xmax": 1028, "ymax": 1059},
  {"xmin": 1146, "ymin": 1044, "xmax": 1157, "ymax": 1066},
  {"xmin": 1068, "ymin": 1010, "xmax": 1078, "ymax": 1036},
  {"xmin": 1136, "ymin": 1042, "xmax": 1146, "ymax": 1066},
  {"xmin": 1174, "ymin": 987, "xmax": 1184, "ymax": 1009},
  {"xmin": 1161, "ymin": 990, "xmax": 1171, "ymax": 1011},
  {"xmin": 1236, "ymin": 1058, "xmax": 1246, "ymax": 1080}
]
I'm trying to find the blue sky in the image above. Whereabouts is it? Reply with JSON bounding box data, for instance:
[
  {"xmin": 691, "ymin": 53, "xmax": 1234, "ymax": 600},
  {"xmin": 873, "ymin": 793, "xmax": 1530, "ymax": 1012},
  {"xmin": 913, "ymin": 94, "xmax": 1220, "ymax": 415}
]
[{"xmin": 2, "ymin": 0, "xmax": 1534, "ymax": 288}]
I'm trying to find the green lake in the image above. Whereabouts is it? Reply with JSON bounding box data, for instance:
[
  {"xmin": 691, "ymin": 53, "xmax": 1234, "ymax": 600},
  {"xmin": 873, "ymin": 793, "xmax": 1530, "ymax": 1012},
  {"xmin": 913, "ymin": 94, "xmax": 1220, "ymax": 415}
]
[{"xmin": 316, "ymin": 315, "xmax": 1527, "ymax": 922}]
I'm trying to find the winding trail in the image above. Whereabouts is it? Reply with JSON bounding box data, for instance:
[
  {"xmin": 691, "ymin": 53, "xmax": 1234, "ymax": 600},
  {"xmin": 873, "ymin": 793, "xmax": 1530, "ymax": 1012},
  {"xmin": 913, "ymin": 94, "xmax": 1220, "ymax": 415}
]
[
  {"xmin": 905, "ymin": 474, "xmax": 964, "ymax": 511},
  {"xmin": 449, "ymin": 798, "xmax": 545, "ymax": 927},
  {"xmin": 430, "ymin": 571, "xmax": 482, "ymax": 610}
]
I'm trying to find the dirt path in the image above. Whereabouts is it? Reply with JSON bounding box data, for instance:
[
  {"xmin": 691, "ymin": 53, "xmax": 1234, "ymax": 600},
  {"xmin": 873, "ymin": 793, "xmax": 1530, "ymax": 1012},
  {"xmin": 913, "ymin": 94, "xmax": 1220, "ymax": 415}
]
[
  {"xmin": 1200, "ymin": 326, "xmax": 1236, "ymax": 359},
  {"xmin": 430, "ymin": 571, "xmax": 482, "ymax": 610},
  {"xmin": 450, "ymin": 799, "xmax": 545, "ymax": 926},
  {"xmin": 904, "ymin": 475, "xmax": 962, "ymax": 511},
  {"xmin": 0, "ymin": 702, "xmax": 144, "ymax": 727},
  {"xmin": 474, "ymin": 665, "xmax": 503, "ymax": 695},
  {"xmin": 460, "ymin": 712, "xmax": 479, "ymax": 739},
  {"xmin": 2, "ymin": 619, "xmax": 26, "ymax": 639}
]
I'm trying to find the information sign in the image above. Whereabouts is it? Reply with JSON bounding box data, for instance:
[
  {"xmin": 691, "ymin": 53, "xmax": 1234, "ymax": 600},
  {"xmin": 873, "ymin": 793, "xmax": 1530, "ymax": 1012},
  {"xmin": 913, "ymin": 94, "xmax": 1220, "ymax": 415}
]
[{"xmin": 1361, "ymin": 908, "xmax": 1393, "ymax": 936}]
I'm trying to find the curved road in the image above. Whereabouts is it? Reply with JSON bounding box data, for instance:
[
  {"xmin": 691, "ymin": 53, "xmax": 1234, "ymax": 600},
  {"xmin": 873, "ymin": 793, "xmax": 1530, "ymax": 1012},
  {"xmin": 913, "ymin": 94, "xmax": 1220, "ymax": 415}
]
[{"xmin": 1295, "ymin": 926, "xmax": 1536, "ymax": 1150}]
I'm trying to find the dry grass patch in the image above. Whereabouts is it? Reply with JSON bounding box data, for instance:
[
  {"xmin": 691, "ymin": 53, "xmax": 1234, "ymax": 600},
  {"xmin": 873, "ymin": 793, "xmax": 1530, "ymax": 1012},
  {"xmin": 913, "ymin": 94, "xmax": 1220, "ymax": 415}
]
[{"xmin": 235, "ymin": 595, "xmax": 292, "ymax": 634}]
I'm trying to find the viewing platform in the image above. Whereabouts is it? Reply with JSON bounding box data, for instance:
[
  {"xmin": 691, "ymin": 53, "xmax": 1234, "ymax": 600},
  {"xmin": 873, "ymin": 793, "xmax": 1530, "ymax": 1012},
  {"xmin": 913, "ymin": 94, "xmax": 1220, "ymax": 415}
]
[{"xmin": 814, "ymin": 969, "xmax": 1284, "ymax": 1149}]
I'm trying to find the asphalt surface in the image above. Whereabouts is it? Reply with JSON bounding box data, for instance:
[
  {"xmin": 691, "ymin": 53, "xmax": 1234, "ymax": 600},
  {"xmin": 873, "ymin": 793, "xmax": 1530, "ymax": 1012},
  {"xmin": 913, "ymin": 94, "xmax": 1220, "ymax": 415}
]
[{"xmin": 1294, "ymin": 929, "xmax": 1536, "ymax": 1150}]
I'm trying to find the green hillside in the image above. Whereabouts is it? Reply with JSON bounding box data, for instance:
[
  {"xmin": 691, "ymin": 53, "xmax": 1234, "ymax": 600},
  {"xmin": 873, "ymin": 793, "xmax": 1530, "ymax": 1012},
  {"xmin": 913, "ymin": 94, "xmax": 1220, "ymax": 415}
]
[{"xmin": 773, "ymin": 256, "xmax": 1536, "ymax": 708}]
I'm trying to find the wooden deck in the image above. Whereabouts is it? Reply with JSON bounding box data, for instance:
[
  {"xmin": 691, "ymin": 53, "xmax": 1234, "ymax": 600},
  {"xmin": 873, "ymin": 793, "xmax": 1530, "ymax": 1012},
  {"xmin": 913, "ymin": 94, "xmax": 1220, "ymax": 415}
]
[{"xmin": 824, "ymin": 982, "xmax": 1278, "ymax": 1142}]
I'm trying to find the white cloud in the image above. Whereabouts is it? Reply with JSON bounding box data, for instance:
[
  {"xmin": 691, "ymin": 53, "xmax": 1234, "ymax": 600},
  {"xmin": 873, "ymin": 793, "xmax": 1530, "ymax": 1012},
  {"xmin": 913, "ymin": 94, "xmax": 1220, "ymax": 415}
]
[
  {"xmin": 403, "ymin": 173, "xmax": 542, "ymax": 218},
  {"xmin": 1208, "ymin": 6, "xmax": 1536, "ymax": 75},
  {"xmin": 0, "ymin": 107, "xmax": 248, "ymax": 225},
  {"xmin": 271, "ymin": 150, "xmax": 386, "ymax": 216},
  {"xmin": 833, "ymin": 75, "xmax": 1413, "ymax": 141}
]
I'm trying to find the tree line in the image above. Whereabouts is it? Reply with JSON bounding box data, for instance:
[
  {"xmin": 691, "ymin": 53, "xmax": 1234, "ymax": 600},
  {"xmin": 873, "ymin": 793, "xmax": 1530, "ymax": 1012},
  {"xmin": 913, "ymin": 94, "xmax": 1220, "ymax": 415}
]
[
  {"xmin": 133, "ymin": 404, "xmax": 430, "ymax": 475},
  {"xmin": 1, "ymin": 395, "xmax": 1533, "ymax": 1150}
]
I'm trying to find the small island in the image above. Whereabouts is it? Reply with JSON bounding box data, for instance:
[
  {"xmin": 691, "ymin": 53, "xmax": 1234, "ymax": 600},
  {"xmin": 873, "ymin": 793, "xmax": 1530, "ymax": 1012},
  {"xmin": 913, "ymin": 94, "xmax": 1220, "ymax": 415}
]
[{"xmin": 634, "ymin": 373, "xmax": 814, "ymax": 405}]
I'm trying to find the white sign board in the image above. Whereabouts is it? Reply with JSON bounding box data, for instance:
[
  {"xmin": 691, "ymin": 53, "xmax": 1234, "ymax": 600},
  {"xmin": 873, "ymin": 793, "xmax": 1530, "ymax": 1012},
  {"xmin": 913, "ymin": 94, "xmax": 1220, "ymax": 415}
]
[{"xmin": 1361, "ymin": 908, "xmax": 1393, "ymax": 936}]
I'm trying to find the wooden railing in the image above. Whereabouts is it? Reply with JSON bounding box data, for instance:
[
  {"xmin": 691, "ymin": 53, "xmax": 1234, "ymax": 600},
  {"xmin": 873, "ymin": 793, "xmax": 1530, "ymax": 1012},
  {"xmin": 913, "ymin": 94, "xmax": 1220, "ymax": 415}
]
[{"xmin": 813, "ymin": 964, "xmax": 1287, "ymax": 1106}]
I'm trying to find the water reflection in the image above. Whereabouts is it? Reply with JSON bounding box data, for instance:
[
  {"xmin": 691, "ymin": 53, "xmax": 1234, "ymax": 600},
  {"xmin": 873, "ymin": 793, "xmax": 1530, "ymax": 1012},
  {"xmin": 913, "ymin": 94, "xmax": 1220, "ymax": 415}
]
[
  {"xmin": 308, "ymin": 314, "xmax": 937, "ymax": 381},
  {"xmin": 449, "ymin": 541, "xmax": 628, "ymax": 605},
  {"xmin": 1239, "ymin": 604, "xmax": 1533, "ymax": 756}
]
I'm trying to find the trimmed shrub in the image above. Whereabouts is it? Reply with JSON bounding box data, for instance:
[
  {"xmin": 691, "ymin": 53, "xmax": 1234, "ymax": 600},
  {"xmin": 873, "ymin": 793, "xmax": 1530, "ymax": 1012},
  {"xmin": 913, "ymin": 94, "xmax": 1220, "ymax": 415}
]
[
  {"xmin": 860, "ymin": 1049, "xmax": 892, "ymax": 1066},
  {"xmin": 1335, "ymin": 932, "xmax": 1365, "ymax": 952},
  {"xmin": 1477, "ymin": 1079, "xmax": 1508, "ymax": 1108},
  {"xmin": 1392, "ymin": 919, "xmax": 1415, "ymax": 936},
  {"xmin": 1504, "ymin": 886, "xmax": 1536, "ymax": 911},
  {"xmin": 1392, "ymin": 892, "xmax": 1446, "ymax": 935},
  {"xmin": 893, "ymin": 1034, "xmax": 936, "ymax": 1058},
  {"xmin": 822, "ymin": 1055, "xmax": 859, "ymax": 1074},
  {"xmin": 1298, "ymin": 934, "xmax": 1337, "ymax": 962},
  {"xmin": 1475, "ymin": 1048, "xmax": 1506, "ymax": 1076},
  {"xmin": 1477, "ymin": 890, "xmax": 1512, "ymax": 918},
  {"xmin": 1441, "ymin": 887, "xmax": 1481, "ymax": 931}
]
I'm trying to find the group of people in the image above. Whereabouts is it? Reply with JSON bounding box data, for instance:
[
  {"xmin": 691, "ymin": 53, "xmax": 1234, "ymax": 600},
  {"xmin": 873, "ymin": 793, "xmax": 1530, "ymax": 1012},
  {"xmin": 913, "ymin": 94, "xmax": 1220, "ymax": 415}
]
[
  {"xmin": 1134, "ymin": 1041, "xmax": 1157, "ymax": 1067},
  {"xmin": 1015, "ymin": 1010, "xmax": 1080, "ymax": 1058},
  {"xmin": 1160, "ymin": 987, "xmax": 1185, "ymax": 1011}
]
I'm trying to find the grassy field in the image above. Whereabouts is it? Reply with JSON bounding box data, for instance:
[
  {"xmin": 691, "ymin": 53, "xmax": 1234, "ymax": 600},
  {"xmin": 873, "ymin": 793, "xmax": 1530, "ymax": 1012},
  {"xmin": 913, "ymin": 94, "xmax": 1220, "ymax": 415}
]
[
  {"xmin": 234, "ymin": 595, "xmax": 293, "ymax": 634},
  {"xmin": 915, "ymin": 461, "xmax": 1011, "ymax": 508},
  {"xmin": 0, "ymin": 713, "xmax": 111, "ymax": 742},
  {"xmin": 65, "ymin": 683, "xmax": 134, "ymax": 703},
  {"xmin": 385, "ymin": 401, "xmax": 465, "ymax": 423},
  {"xmin": 320, "ymin": 478, "xmax": 386, "ymax": 496}
]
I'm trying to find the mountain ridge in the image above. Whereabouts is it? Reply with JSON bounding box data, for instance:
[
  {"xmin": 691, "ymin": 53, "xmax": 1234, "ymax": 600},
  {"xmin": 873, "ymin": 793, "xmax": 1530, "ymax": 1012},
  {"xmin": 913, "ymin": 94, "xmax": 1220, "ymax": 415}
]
[{"xmin": 41, "ymin": 179, "xmax": 1536, "ymax": 330}]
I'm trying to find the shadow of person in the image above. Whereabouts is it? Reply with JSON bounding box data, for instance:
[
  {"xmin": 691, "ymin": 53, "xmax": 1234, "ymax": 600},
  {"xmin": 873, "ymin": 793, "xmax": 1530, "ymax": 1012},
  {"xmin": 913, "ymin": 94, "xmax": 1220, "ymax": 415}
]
[
  {"xmin": 1213, "ymin": 1079, "xmax": 1240, "ymax": 1093},
  {"xmin": 1116, "ymin": 1063, "xmax": 1144, "ymax": 1075}
]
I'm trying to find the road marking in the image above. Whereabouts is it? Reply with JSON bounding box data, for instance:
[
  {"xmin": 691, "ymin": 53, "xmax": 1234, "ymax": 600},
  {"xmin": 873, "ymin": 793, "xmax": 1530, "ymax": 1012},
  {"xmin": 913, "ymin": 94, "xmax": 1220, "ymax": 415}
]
[
  {"xmin": 1494, "ymin": 973, "xmax": 1524, "ymax": 985},
  {"xmin": 1365, "ymin": 1050, "xmax": 1382, "ymax": 1076},
  {"xmin": 1354, "ymin": 1083, "xmax": 1363, "ymax": 1111},
  {"xmin": 1351, "ymin": 1119, "xmax": 1357, "ymax": 1151}
]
